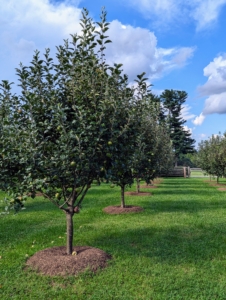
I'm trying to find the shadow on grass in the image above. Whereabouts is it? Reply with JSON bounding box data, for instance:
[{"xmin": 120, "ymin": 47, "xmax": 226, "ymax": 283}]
[
  {"xmin": 140, "ymin": 179, "xmax": 226, "ymax": 197},
  {"xmin": 144, "ymin": 199, "xmax": 226, "ymax": 213},
  {"xmin": 92, "ymin": 223, "xmax": 226, "ymax": 265},
  {"xmin": 149, "ymin": 189, "xmax": 220, "ymax": 196}
]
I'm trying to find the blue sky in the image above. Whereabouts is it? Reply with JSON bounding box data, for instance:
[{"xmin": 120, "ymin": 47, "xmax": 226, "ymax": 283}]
[{"xmin": 1, "ymin": 0, "xmax": 226, "ymax": 146}]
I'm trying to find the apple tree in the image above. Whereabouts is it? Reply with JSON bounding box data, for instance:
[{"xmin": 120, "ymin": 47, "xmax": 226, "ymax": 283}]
[
  {"xmin": 132, "ymin": 117, "xmax": 174, "ymax": 192},
  {"xmin": 197, "ymin": 133, "xmax": 226, "ymax": 182},
  {"xmin": 0, "ymin": 9, "xmax": 146, "ymax": 254},
  {"xmin": 104, "ymin": 73, "xmax": 153, "ymax": 207}
]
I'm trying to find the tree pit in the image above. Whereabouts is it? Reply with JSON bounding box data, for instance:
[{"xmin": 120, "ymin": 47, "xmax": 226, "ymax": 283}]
[
  {"xmin": 25, "ymin": 246, "xmax": 111, "ymax": 276},
  {"xmin": 103, "ymin": 205, "xmax": 143, "ymax": 214},
  {"xmin": 125, "ymin": 191, "xmax": 151, "ymax": 196},
  {"xmin": 140, "ymin": 185, "xmax": 157, "ymax": 189}
]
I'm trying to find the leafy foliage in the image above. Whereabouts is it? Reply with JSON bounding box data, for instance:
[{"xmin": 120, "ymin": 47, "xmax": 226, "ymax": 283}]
[
  {"xmin": 160, "ymin": 89, "xmax": 196, "ymax": 166},
  {"xmin": 132, "ymin": 93, "xmax": 174, "ymax": 192},
  {"xmin": 0, "ymin": 8, "xmax": 163, "ymax": 252},
  {"xmin": 197, "ymin": 133, "xmax": 226, "ymax": 182}
]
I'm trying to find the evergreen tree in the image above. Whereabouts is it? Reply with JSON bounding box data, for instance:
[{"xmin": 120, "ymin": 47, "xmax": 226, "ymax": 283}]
[{"xmin": 160, "ymin": 89, "xmax": 195, "ymax": 166}]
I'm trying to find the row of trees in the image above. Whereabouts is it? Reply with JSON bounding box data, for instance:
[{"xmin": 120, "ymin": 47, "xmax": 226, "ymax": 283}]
[
  {"xmin": 0, "ymin": 9, "xmax": 195, "ymax": 254},
  {"xmin": 196, "ymin": 133, "xmax": 226, "ymax": 182}
]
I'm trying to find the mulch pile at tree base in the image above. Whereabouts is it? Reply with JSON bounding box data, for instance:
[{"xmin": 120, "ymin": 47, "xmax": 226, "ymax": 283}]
[
  {"xmin": 204, "ymin": 180, "xmax": 226, "ymax": 191},
  {"xmin": 36, "ymin": 192, "xmax": 43, "ymax": 197},
  {"xmin": 204, "ymin": 180, "xmax": 225, "ymax": 184},
  {"xmin": 25, "ymin": 246, "xmax": 111, "ymax": 276},
  {"xmin": 153, "ymin": 179, "xmax": 163, "ymax": 184},
  {"xmin": 140, "ymin": 185, "xmax": 157, "ymax": 189},
  {"xmin": 103, "ymin": 205, "xmax": 143, "ymax": 214},
  {"xmin": 125, "ymin": 191, "xmax": 151, "ymax": 196},
  {"xmin": 209, "ymin": 183, "xmax": 226, "ymax": 186}
]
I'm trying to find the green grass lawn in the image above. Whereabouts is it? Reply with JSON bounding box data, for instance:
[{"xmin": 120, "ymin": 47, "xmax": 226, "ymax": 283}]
[
  {"xmin": 1, "ymin": 178, "xmax": 226, "ymax": 299},
  {"xmin": 190, "ymin": 170, "xmax": 208, "ymax": 177}
]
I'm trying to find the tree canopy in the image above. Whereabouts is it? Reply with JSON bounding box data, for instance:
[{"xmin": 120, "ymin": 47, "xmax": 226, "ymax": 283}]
[
  {"xmin": 197, "ymin": 133, "xmax": 226, "ymax": 182},
  {"xmin": 0, "ymin": 8, "xmax": 175, "ymax": 255},
  {"xmin": 0, "ymin": 8, "xmax": 172, "ymax": 254},
  {"xmin": 160, "ymin": 89, "xmax": 196, "ymax": 166}
]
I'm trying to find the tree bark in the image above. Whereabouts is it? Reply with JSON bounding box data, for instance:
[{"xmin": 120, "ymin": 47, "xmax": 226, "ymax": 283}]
[
  {"xmin": 136, "ymin": 177, "xmax": 140, "ymax": 193},
  {"xmin": 66, "ymin": 208, "xmax": 74, "ymax": 255},
  {"xmin": 121, "ymin": 185, "xmax": 125, "ymax": 208}
]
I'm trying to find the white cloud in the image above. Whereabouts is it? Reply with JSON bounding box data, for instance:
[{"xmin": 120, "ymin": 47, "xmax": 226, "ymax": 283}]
[
  {"xmin": 3, "ymin": 0, "xmax": 81, "ymax": 36},
  {"xmin": 193, "ymin": 0, "xmax": 226, "ymax": 30},
  {"xmin": 0, "ymin": 0, "xmax": 81, "ymax": 82},
  {"xmin": 171, "ymin": 47, "xmax": 196, "ymax": 66},
  {"xmin": 127, "ymin": 0, "xmax": 226, "ymax": 30},
  {"xmin": 197, "ymin": 54, "xmax": 226, "ymax": 115},
  {"xmin": 0, "ymin": 0, "xmax": 195, "ymax": 89},
  {"xmin": 183, "ymin": 125, "xmax": 192, "ymax": 134},
  {"xmin": 106, "ymin": 20, "xmax": 195, "ymax": 81},
  {"xmin": 130, "ymin": 0, "xmax": 179, "ymax": 20},
  {"xmin": 181, "ymin": 104, "xmax": 196, "ymax": 121},
  {"xmin": 203, "ymin": 93, "xmax": 226, "ymax": 114},
  {"xmin": 192, "ymin": 113, "xmax": 205, "ymax": 125},
  {"xmin": 152, "ymin": 88, "xmax": 164, "ymax": 96},
  {"xmin": 198, "ymin": 54, "xmax": 226, "ymax": 96}
]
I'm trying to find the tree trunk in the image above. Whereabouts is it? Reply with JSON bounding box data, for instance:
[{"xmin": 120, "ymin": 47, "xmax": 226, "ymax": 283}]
[
  {"xmin": 136, "ymin": 177, "xmax": 140, "ymax": 193},
  {"xmin": 217, "ymin": 176, "xmax": 219, "ymax": 183},
  {"xmin": 66, "ymin": 208, "xmax": 74, "ymax": 255},
  {"xmin": 121, "ymin": 185, "xmax": 125, "ymax": 208}
]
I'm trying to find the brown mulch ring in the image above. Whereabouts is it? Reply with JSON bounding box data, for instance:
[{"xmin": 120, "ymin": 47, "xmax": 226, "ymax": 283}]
[
  {"xmin": 27, "ymin": 192, "xmax": 43, "ymax": 197},
  {"xmin": 25, "ymin": 246, "xmax": 111, "ymax": 276},
  {"xmin": 204, "ymin": 180, "xmax": 226, "ymax": 191},
  {"xmin": 36, "ymin": 192, "xmax": 44, "ymax": 197},
  {"xmin": 125, "ymin": 191, "xmax": 151, "ymax": 196},
  {"xmin": 204, "ymin": 181, "xmax": 226, "ymax": 187},
  {"xmin": 204, "ymin": 179, "xmax": 224, "ymax": 183},
  {"xmin": 140, "ymin": 185, "xmax": 157, "ymax": 189},
  {"xmin": 103, "ymin": 205, "xmax": 143, "ymax": 214},
  {"xmin": 153, "ymin": 179, "xmax": 163, "ymax": 184}
]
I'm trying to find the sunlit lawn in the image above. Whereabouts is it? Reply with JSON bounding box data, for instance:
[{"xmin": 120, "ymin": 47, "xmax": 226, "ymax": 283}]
[
  {"xmin": 1, "ymin": 177, "xmax": 226, "ymax": 299},
  {"xmin": 190, "ymin": 170, "xmax": 208, "ymax": 177}
]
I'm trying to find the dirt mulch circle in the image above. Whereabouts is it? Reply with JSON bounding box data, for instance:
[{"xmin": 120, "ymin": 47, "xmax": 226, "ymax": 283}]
[
  {"xmin": 103, "ymin": 205, "xmax": 143, "ymax": 214},
  {"xmin": 153, "ymin": 179, "xmax": 163, "ymax": 184},
  {"xmin": 36, "ymin": 192, "xmax": 43, "ymax": 197},
  {"xmin": 204, "ymin": 180, "xmax": 225, "ymax": 184},
  {"xmin": 140, "ymin": 185, "xmax": 157, "ymax": 189},
  {"xmin": 204, "ymin": 181, "xmax": 226, "ymax": 189},
  {"xmin": 125, "ymin": 191, "xmax": 151, "ymax": 196},
  {"xmin": 204, "ymin": 181, "xmax": 226, "ymax": 191},
  {"xmin": 25, "ymin": 246, "xmax": 111, "ymax": 276}
]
